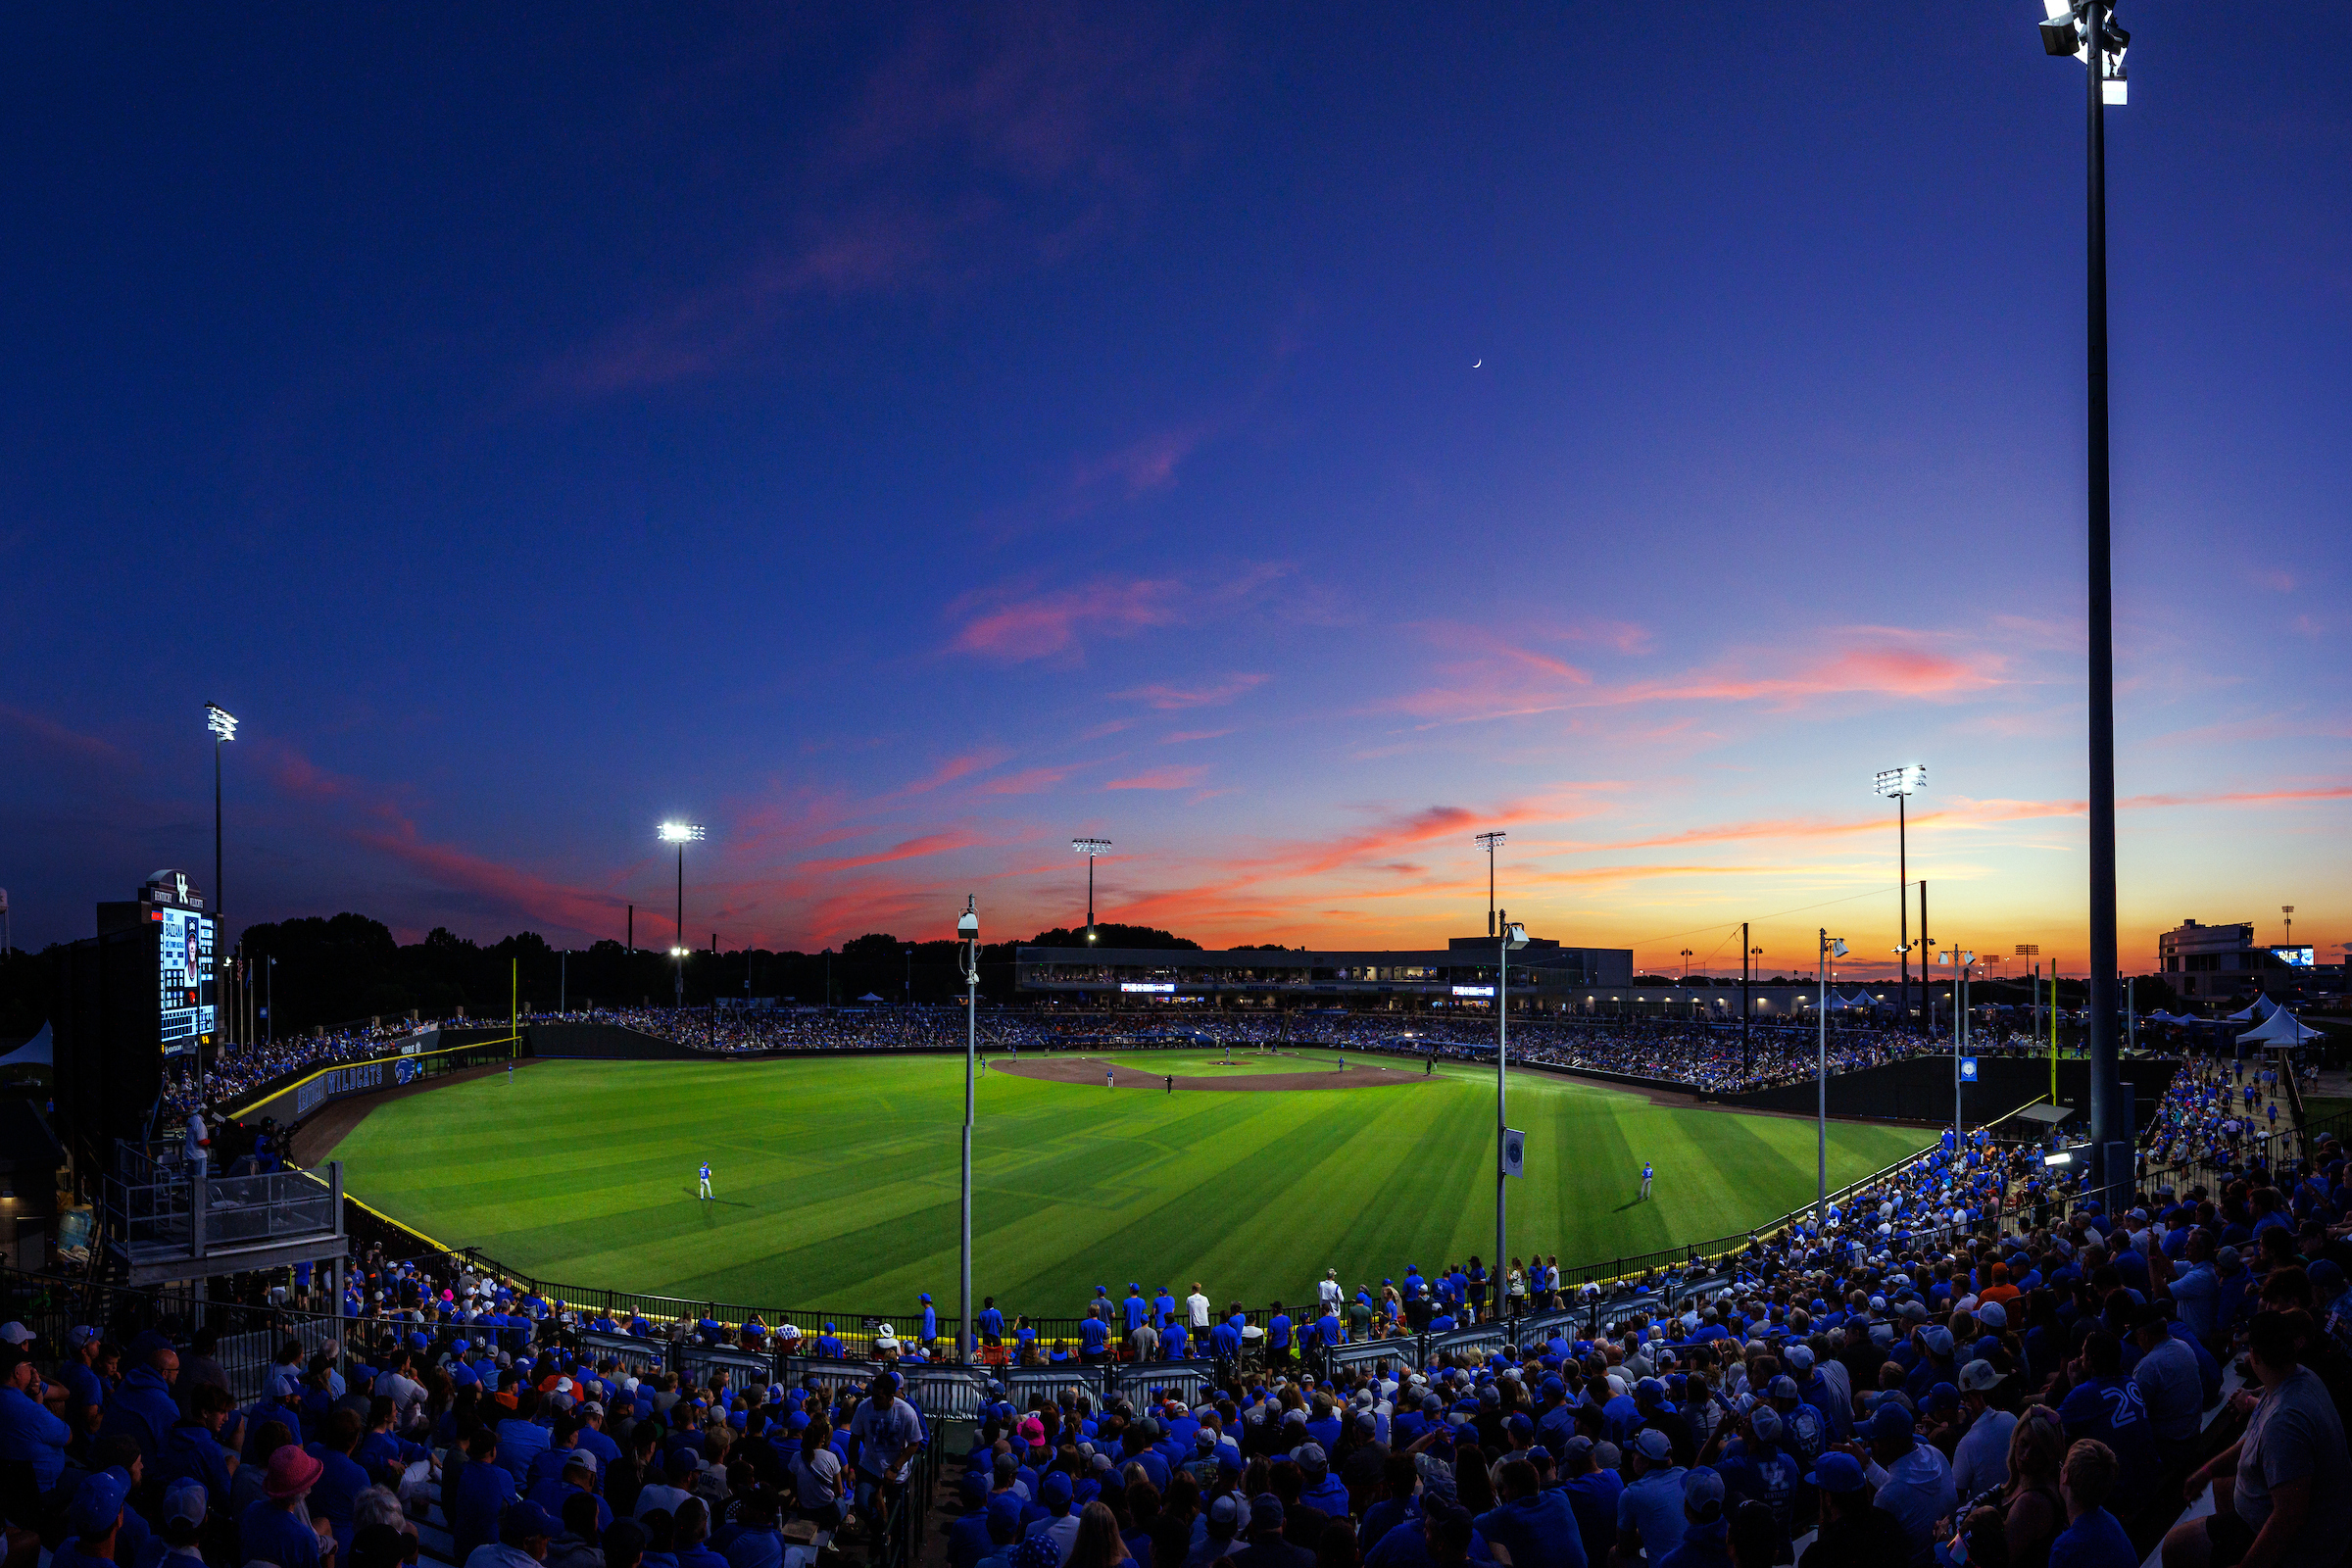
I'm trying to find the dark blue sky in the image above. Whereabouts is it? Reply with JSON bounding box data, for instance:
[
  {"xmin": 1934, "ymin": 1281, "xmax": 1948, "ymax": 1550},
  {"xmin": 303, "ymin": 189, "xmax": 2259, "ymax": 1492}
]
[{"xmin": 6, "ymin": 2, "xmax": 2346, "ymax": 971}]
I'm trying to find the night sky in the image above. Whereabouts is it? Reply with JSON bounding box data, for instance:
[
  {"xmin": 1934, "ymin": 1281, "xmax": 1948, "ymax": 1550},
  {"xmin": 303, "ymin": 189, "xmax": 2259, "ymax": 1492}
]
[{"xmin": 5, "ymin": 3, "xmax": 2345, "ymax": 976}]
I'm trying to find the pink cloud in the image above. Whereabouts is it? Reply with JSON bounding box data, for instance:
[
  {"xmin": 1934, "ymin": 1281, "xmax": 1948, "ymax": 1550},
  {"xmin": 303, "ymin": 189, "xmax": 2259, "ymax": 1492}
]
[
  {"xmin": 978, "ymin": 764, "xmax": 1084, "ymax": 796},
  {"xmin": 1113, "ymin": 673, "xmax": 1268, "ymax": 710},
  {"xmin": 798, "ymin": 829, "xmax": 988, "ymax": 876},
  {"xmin": 1163, "ymin": 727, "xmax": 1233, "ymax": 744},
  {"xmin": 1104, "ymin": 764, "xmax": 1209, "ymax": 791},
  {"xmin": 884, "ymin": 747, "xmax": 1013, "ymax": 799},
  {"xmin": 950, "ymin": 576, "xmax": 1187, "ymax": 662}
]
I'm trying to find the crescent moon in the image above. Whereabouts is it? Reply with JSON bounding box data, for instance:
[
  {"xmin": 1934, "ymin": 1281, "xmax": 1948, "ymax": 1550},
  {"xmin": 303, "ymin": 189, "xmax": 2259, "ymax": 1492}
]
[{"xmin": 1473, "ymin": 360, "xmax": 1482, "ymax": 368}]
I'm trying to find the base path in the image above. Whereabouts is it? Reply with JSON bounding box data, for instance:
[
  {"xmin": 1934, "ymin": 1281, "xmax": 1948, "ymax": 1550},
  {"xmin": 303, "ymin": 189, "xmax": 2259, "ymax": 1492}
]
[{"xmin": 990, "ymin": 1054, "xmax": 1428, "ymax": 1093}]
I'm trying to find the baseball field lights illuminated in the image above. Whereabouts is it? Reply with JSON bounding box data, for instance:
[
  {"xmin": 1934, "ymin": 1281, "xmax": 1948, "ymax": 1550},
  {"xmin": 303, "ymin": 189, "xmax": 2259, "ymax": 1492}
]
[
  {"xmin": 1072, "ymin": 837, "xmax": 1111, "ymax": 941},
  {"xmin": 658, "ymin": 822, "xmax": 705, "ymax": 844},
  {"xmin": 205, "ymin": 705, "xmax": 238, "ymax": 742},
  {"xmin": 1874, "ymin": 765, "xmax": 1924, "ymax": 798}
]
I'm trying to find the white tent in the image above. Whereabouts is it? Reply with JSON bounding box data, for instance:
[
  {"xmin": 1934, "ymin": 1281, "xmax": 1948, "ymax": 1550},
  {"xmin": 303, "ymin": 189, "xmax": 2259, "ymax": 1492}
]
[
  {"xmin": 2225, "ymin": 995, "xmax": 2279, "ymax": 1023},
  {"xmin": 2237, "ymin": 1006, "xmax": 2322, "ymax": 1047},
  {"xmin": 1845, "ymin": 990, "xmax": 1879, "ymax": 1008},
  {"xmin": 0, "ymin": 1022, "xmax": 52, "ymax": 1070}
]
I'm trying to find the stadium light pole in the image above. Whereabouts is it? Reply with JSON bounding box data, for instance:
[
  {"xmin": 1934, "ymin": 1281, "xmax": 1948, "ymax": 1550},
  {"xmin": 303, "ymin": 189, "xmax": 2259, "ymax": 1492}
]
[
  {"xmin": 1072, "ymin": 838, "xmax": 1112, "ymax": 943},
  {"xmin": 1496, "ymin": 914, "xmax": 1528, "ymax": 1318},
  {"xmin": 2038, "ymin": 0, "xmax": 2130, "ymax": 1209},
  {"xmin": 205, "ymin": 705, "xmax": 236, "ymax": 1042},
  {"xmin": 1475, "ymin": 831, "xmax": 1505, "ymax": 938},
  {"xmin": 1816, "ymin": 930, "xmax": 1846, "ymax": 1224},
  {"xmin": 659, "ymin": 822, "xmax": 704, "ymax": 1011},
  {"xmin": 1874, "ymin": 766, "xmax": 1925, "ymax": 1028},
  {"xmin": 956, "ymin": 895, "xmax": 980, "ymax": 1362}
]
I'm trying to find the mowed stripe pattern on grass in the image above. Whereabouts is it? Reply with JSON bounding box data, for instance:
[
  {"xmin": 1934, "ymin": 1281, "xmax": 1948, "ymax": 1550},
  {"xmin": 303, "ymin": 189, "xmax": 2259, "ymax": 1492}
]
[{"xmin": 331, "ymin": 1054, "xmax": 1931, "ymax": 1315}]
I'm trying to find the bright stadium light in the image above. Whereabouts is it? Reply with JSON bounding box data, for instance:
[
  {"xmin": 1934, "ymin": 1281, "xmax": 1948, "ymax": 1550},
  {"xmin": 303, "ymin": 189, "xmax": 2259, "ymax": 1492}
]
[
  {"xmin": 1072, "ymin": 838, "xmax": 1112, "ymax": 942},
  {"xmin": 659, "ymin": 821, "xmax": 705, "ymax": 1013},
  {"xmin": 1874, "ymin": 765, "xmax": 1924, "ymax": 1029},
  {"xmin": 204, "ymin": 705, "xmax": 239, "ymax": 1026},
  {"xmin": 2037, "ymin": 0, "xmax": 2133, "ymax": 1213}
]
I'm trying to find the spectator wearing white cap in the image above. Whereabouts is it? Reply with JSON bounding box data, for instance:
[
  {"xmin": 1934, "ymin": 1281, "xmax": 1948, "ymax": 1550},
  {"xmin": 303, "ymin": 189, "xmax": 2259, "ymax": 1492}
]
[{"xmin": 1950, "ymin": 1361, "xmax": 2017, "ymax": 1501}]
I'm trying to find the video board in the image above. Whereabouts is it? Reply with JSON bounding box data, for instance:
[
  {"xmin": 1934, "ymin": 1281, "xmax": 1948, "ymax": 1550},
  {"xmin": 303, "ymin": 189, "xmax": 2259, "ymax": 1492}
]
[{"xmin": 159, "ymin": 906, "xmax": 216, "ymax": 1051}]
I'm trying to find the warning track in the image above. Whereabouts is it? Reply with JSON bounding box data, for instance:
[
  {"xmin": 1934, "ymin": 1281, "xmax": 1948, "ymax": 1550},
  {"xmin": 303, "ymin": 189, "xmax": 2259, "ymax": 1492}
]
[{"xmin": 988, "ymin": 1054, "xmax": 1428, "ymax": 1093}]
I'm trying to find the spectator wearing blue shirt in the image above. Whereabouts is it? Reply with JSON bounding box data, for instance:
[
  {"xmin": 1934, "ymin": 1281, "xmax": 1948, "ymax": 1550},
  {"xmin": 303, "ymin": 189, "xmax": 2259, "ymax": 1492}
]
[
  {"xmin": 1474, "ymin": 1456, "xmax": 1586, "ymax": 1568},
  {"xmin": 2, "ymin": 1342, "xmax": 74, "ymax": 1492},
  {"xmin": 1122, "ymin": 1288, "xmax": 1149, "ymax": 1338},
  {"xmin": 100, "ymin": 1346, "xmax": 183, "ymax": 1462},
  {"xmin": 1267, "ymin": 1305, "xmax": 1294, "ymax": 1360},
  {"xmin": 2054, "ymin": 1333, "xmax": 2159, "ymax": 1518},
  {"xmin": 242, "ymin": 1445, "xmax": 330, "ymax": 1568},
  {"xmin": 1079, "ymin": 1311, "xmax": 1110, "ymax": 1363},
  {"xmin": 1555, "ymin": 1438, "xmax": 1622, "ymax": 1568},
  {"xmin": 49, "ymin": 1468, "xmax": 132, "ymax": 1568},
  {"xmin": 2046, "ymin": 1440, "xmax": 2135, "ymax": 1568},
  {"xmin": 978, "ymin": 1299, "xmax": 1006, "ymax": 1345},
  {"xmin": 157, "ymin": 1384, "xmax": 243, "ymax": 1505},
  {"xmin": 1614, "ymin": 1429, "xmax": 1688, "ymax": 1563},
  {"xmin": 497, "ymin": 1389, "xmax": 554, "ymax": 1483},
  {"xmin": 1653, "ymin": 1468, "xmax": 1727, "ymax": 1568},
  {"xmin": 530, "ymin": 1450, "xmax": 614, "ymax": 1538},
  {"xmin": 452, "ymin": 1430, "xmax": 522, "ymax": 1563}
]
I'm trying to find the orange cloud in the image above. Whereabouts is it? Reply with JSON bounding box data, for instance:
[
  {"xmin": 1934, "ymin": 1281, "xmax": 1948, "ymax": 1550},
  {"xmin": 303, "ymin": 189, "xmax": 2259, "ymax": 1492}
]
[{"xmin": 797, "ymin": 829, "xmax": 989, "ymax": 875}]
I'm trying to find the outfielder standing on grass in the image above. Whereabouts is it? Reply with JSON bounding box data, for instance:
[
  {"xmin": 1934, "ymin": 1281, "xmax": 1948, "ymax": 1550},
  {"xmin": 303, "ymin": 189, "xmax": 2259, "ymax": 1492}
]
[
  {"xmin": 1640, "ymin": 1159, "xmax": 1653, "ymax": 1200},
  {"xmin": 698, "ymin": 1161, "xmax": 713, "ymax": 1200}
]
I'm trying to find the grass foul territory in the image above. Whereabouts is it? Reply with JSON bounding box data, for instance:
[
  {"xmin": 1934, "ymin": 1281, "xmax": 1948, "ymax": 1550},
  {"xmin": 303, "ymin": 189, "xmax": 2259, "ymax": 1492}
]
[{"xmin": 332, "ymin": 1049, "xmax": 1932, "ymax": 1313}]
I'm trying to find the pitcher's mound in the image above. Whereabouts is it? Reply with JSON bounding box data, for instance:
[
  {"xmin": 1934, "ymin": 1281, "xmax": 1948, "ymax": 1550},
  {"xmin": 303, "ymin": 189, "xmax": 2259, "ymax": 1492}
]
[{"xmin": 991, "ymin": 1054, "xmax": 1430, "ymax": 1092}]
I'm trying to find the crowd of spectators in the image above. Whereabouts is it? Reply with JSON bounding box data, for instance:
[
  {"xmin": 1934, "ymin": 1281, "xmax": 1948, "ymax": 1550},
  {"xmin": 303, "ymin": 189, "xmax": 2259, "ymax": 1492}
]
[{"xmin": 12, "ymin": 1115, "xmax": 2351, "ymax": 1568}]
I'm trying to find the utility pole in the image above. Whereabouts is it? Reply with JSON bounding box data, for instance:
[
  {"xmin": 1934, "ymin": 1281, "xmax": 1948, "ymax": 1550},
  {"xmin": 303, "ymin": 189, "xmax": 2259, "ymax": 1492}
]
[{"xmin": 1476, "ymin": 831, "xmax": 1505, "ymax": 938}]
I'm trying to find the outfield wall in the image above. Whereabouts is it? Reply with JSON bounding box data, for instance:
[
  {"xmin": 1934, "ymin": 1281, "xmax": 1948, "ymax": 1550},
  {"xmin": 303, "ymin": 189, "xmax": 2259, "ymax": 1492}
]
[
  {"xmin": 229, "ymin": 1029, "xmax": 518, "ymax": 1124},
  {"xmin": 1709, "ymin": 1054, "xmax": 2178, "ymax": 1129}
]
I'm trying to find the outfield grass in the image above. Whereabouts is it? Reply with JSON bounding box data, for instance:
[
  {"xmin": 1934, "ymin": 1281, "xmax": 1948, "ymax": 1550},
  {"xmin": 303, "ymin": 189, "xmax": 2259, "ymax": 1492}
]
[{"xmin": 332, "ymin": 1050, "xmax": 1931, "ymax": 1318}]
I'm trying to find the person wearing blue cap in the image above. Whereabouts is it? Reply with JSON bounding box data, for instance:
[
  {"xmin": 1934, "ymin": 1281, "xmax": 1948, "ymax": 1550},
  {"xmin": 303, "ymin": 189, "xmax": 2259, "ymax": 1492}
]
[
  {"xmin": 920, "ymin": 1296, "xmax": 939, "ymax": 1348},
  {"xmin": 1862, "ymin": 1397, "xmax": 1952, "ymax": 1563},
  {"xmin": 1614, "ymin": 1428, "xmax": 1688, "ymax": 1563},
  {"xmin": 1652, "ymin": 1468, "xmax": 1725, "ymax": 1568},
  {"xmin": 50, "ymin": 1468, "xmax": 130, "ymax": 1568},
  {"xmin": 1025, "ymin": 1471, "xmax": 1080, "ymax": 1565}
]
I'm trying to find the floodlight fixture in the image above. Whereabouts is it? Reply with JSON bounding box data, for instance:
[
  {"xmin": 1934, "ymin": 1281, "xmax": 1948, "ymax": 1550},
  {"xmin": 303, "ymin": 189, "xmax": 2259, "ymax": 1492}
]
[
  {"xmin": 205, "ymin": 704, "xmax": 238, "ymax": 742},
  {"xmin": 658, "ymin": 821, "xmax": 705, "ymax": 843},
  {"xmin": 1873, "ymin": 764, "xmax": 1926, "ymax": 798},
  {"xmin": 1502, "ymin": 922, "xmax": 1529, "ymax": 952},
  {"xmin": 957, "ymin": 897, "xmax": 979, "ymax": 945},
  {"xmin": 1072, "ymin": 837, "xmax": 1112, "ymax": 941},
  {"xmin": 669, "ymin": 946, "xmax": 689, "ymax": 957},
  {"xmin": 1830, "ymin": 938, "xmax": 1848, "ymax": 958}
]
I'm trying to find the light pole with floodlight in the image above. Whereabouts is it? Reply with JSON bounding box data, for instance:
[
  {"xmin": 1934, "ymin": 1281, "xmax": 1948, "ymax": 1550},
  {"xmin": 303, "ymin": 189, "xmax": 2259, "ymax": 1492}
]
[
  {"xmin": 659, "ymin": 822, "xmax": 704, "ymax": 1011},
  {"xmin": 1476, "ymin": 831, "xmax": 1505, "ymax": 937},
  {"xmin": 205, "ymin": 705, "xmax": 236, "ymax": 1041},
  {"xmin": 1071, "ymin": 839, "xmax": 1111, "ymax": 943},
  {"xmin": 1496, "ymin": 913, "xmax": 1527, "ymax": 1314},
  {"xmin": 956, "ymin": 897, "xmax": 980, "ymax": 1359},
  {"xmin": 1816, "ymin": 929, "xmax": 1847, "ymax": 1223},
  {"xmin": 1874, "ymin": 765, "xmax": 1925, "ymax": 1027},
  {"xmin": 2037, "ymin": 0, "xmax": 2131, "ymax": 1208}
]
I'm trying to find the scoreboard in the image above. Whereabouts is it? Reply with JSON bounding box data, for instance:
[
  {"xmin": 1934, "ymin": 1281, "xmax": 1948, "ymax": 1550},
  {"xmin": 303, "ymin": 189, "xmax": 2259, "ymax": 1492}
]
[
  {"xmin": 135, "ymin": 869, "xmax": 216, "ymax": 1054},
  {"xmin": 158, "ymin": 904, "xmax": 216, "ymax": 1050}
]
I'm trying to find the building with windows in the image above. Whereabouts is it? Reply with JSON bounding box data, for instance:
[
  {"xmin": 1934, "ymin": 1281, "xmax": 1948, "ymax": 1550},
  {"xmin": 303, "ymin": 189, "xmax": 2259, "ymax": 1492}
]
[
  {"xmin": 2157, "ymin": 917, "xmax": 2321, "ymax": 1002},
  {"xmin": 1014, "ymin": 934, "xmax": 1633, "ymax": 1012}
]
